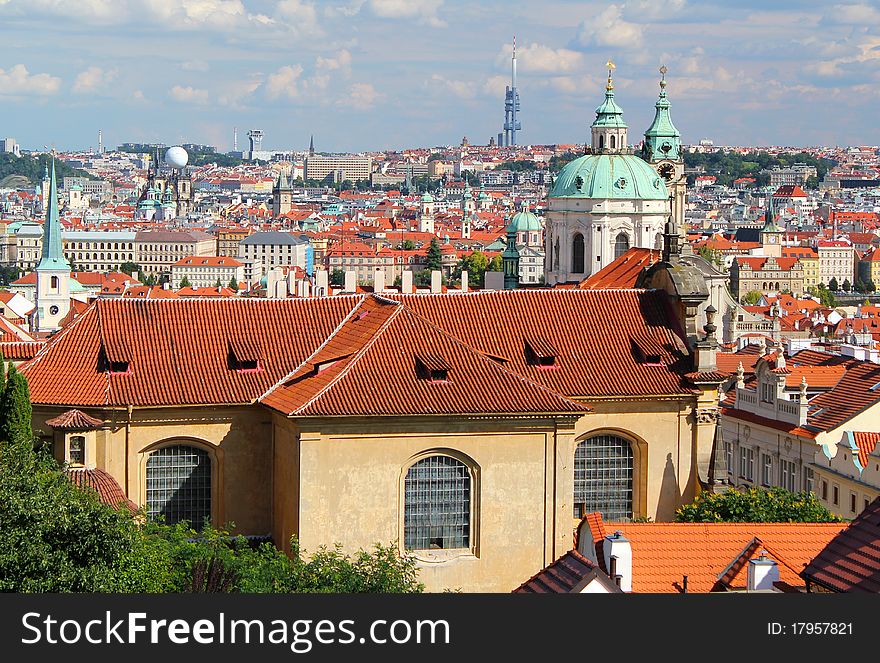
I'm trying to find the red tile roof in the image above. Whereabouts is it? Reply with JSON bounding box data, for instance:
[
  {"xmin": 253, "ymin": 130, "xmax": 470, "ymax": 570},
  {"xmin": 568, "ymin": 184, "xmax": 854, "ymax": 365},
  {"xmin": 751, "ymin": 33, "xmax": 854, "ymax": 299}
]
[
  {"xmin": 852, "ymin": 432, "xmax": 880, "ymax": 470},
  {"xmin": 0, "ymin": 340, "xmax": 44, "ymax": 361},
  {"xmin": 46, "ymin": 409, "xmax": 105, "ymax": 430},
  {"xmin": 261, "ymin": 296, "xmax": 587, "ymax": 417},
  {"xmin": 64, "ymin": 468, "xmax": 137, "ymax": 511},
  {"xmin": 513, "ymin": 550, "xmax": 606, "ymax": 593},
  {"xmin": 588, "ymin": 514, "xmax": 844, "ymax": 593},
  {"xmin": 802, "ymin": 497, "xmax": 880, "ymax": 592},
  {"xmin": 577, "ymin": 248, "xmax": 659, "ymax": 289}
]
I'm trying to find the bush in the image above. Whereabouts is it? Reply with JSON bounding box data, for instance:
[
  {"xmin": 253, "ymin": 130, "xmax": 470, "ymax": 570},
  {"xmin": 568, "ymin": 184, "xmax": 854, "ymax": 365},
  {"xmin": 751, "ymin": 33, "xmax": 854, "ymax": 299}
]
[{"xmin": 674, "ymin": 486, "xmax": 843, "ymax": 523}]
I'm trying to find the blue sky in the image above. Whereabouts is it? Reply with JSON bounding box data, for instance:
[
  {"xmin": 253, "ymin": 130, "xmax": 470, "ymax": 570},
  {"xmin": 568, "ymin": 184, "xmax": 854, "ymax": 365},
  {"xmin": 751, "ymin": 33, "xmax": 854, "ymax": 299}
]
[{"xmin": 1, "ymin": 0, "xmax": 879, "ymax": 152}]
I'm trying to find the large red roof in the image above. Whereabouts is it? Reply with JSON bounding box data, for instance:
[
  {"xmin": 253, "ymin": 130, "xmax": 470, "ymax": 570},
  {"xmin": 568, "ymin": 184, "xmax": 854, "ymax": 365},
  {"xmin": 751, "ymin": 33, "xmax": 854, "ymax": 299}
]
[
  {"xmin": 577, "ymin": 247, "xmax": 658, "ymax": 290},
  {"xmin": 22, "ymin": 290, "xmax": 695, "ymax": 409}
]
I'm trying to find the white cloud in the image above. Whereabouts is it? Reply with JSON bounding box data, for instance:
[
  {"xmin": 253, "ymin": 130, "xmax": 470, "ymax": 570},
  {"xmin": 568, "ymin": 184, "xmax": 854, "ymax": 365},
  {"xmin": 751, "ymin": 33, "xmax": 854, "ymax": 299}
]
[
  {"xmin": 217, "ymin": 76, "xmax": 263, "ymax": 107},
  {"xmin": 347, "ymin": 82, "xmax": 382, "ymax": 109},
  {"xmin": 368, "ymin": 0, "xmax": 445, "ymax": 27},
  {"xmin": 627, "ymin": 0, "xmax": 686, "ymax": 21},
  {"xmin": 498, "ymin": 42, "xmax": 583, "ymax": 73},
  {"xmin": 431, "ymin": 74, "xmax": 477, "ymax": 99},
  {"xmin": 0, "ymin": 64, "xmax": 61, "ymax": 96},
  {"xmin": 275, "ymin": 0, "xmax": 321, "ymax": 35},
  {"xmin": 265, "ymin": 64, "xmax": 304, "ymax": 99},
  {"xmin": 170, "ymin": 85, "xmax": 209, "ymax": 104},
  {"xmin": 72, "ymin": 66, "xmax": 117, "ymax": 93},
  {"xmin": 317, "ymin": 49, "xmax": 352, "ymax": 73},
  {"xmin": 181, "ymin": 60, "xmax": 210, "ymax": 72},
  {"xmin": 143, "ymin": 0, "xmax": 249, "ymax": 30},
  {"xmin": 823, "ymin": 3, "xmax": 880, "ymax": 24},
  {"xmin": 576, "ymin": 4, "xmax": 643, "ymax": 49},
  {"xmin": 324, "ymin": 0, "xmax": 364, "ymax": 18},
  {"xmin": 483, "ymin": 75, "xmax": 508, "ymax": 98}
]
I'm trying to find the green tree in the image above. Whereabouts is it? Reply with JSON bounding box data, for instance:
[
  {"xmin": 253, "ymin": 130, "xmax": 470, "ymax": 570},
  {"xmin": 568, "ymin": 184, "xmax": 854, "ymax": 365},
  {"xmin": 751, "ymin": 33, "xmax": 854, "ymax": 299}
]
[
  {"xmin": 119, "ymin": 261, "xmax": 142, "ymax": 276},
  {"xmin": 842, "ymin": 278, "xmax": 852, "ymax": 293},
  {"xmin": 869, "ymin": 280, "xmax": 877, "ymax": 293},
  {"xmin": 214, "ymin": 278, "xmax": 223, "ymax": 288},
  {"xmin": 675, "ymin": 487, "xmax": 843, "ymax": 523},
  {"xmin": 0, "ymin": 265, "xmax": 21, "ymax": 285},
  {"xmin": 818, "ymin": 286, "xmax": 836, "ymax": 308},
  {"xmin": 0, "ymin": 364, "xmax": 32, "ymax": 447},
  {"xmin": 329, "ymin": 269, "xmax": 345, "ymax": 287},
  {"xmin": 227, "ymin": 276, "xmax": 239, "ymax": 291},
  {"xmin": 400, "ymin": 239, "xmax": 416, "ymax": 251},
  {"xmin": 179, "ymin": 276, "xmax": 192, "ymax": 288},
  {"xmin": 425, "ymin": 237, "xmax": 443, "ymax": 271},
  {"xmin": 143, "ymin": 274, "xmax": 158, "ymax": 286},
  {"xmin": 854, "ymin": 279, "xmax": 866, "ymax": 294},
  {"xmin": 487, "ymin": 255, "xmax": 503, "ymax": 272},
  {"xmin": 456, "ymin": 251, "xmax": 490, "ymax": 286},
  {"xmin": 697, "ymin": 246, "xmax": 724, "ymax": 269},
  {"xmin": 829, "ymin": 277, "xmax": 839, "ymax": 292},
  {"xmin": 740, "ymin": 290, "xmax": 763, "ymax": 305}
]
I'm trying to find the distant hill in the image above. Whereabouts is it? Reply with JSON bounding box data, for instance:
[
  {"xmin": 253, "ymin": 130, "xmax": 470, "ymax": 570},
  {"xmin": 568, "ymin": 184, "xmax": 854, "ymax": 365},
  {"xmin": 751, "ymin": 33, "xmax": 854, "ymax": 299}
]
[
  {"xmin": 0, "ymin": 153, "xmax": 95, "ymax": 187},
  {"xmin": 0, "ymin": 174, "xmax": 32, "ymax": 189}
]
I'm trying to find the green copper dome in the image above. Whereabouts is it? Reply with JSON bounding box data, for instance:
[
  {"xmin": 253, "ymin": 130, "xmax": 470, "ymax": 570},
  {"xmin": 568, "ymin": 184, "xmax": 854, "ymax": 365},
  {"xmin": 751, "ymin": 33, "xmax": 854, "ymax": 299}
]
[
  {"xmin": 549, "ymin": 153, "xmax": 668, "ymax": 200},
  {"xmin": 507, "ymin": 206, "xmax": 542, "ymax": 232},
  {"xmin": 420, "ymin": 192, "xmax": 434, "ymax": 203}
]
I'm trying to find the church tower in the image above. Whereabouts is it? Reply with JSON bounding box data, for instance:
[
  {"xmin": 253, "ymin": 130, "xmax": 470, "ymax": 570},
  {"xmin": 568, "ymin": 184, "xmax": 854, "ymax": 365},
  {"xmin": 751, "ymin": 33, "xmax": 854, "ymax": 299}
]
[
  {"xmin": 272, "ymin": 169, "xmax": 293, "ymax": 217},
  {"xmin": 419, "ymin": 192, "xmax": 435, "ymax": 234},
  {"xmin": 35, "ymin": 162, "xmax": 71, "ymax": 333},
  {"xmin": 591, "ymin": 61, "xmax": 628, "ymax": 153},
  {"xmin": 760, "ymin": 192, "xmax": 783, "ymax": 258},
  {"xmin": 462, "ymin": 180, "xmax": 475, "ymax": 215},
  {"xmin": 643, "ymin": 66, "xmax": 687, "ymax": 252}
]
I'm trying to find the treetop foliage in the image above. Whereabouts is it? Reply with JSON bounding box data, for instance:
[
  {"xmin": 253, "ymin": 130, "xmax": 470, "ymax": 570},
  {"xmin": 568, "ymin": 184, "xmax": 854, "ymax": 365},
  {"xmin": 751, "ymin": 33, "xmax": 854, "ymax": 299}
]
[{"xmin": 674, "ymin": 486, "xmax": 843, "ymax": 523}]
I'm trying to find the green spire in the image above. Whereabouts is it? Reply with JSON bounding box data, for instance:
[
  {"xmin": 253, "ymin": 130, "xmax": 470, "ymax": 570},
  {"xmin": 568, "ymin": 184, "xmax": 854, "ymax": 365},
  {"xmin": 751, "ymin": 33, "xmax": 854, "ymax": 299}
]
[
  {"xmin": 592, "ymin": 60, "xmax": 627, "ymax": 129},
  {"xmin": 643, "ymin": 65, "xmax": 681, "ymax": 162},
  {"xmin": 762, "ymin": 191, "xmax": 782, "ymax": 233},
  {"xmin": 502, "ymin": 214, "xmax": 520, "ymax": 290},
  {"xmin": 37, "ymin": 161, "xmax": 70, "ymax": 272}
]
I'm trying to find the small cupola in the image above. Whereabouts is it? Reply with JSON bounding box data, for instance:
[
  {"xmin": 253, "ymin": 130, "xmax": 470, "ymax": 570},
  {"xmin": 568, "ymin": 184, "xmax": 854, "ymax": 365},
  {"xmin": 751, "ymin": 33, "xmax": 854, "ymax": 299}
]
[{"xmin": 590, "ymin": 60, "xmax": 628, "ymax": 154}]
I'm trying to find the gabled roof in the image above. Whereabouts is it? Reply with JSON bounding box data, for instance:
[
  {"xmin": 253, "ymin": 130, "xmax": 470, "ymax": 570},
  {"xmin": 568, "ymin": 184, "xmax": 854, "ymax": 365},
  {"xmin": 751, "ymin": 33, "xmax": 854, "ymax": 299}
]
[
  {"xmin": 585, "ymin": 513, "xmax": 844, "ymax": 593},
  {"xmin": 802, "ymin": 497, "xmax": 880, "ymax": 592},
  {"xmin": 513, "ymin": 550, "xmax": 618, "ymax": 593},
  {"xmin": 64, "ymin": 467, "xmax": 137, "ymax": 512},
  {"xmin": 261, "ymin": 296, "xmax": 587, "ymax": 417}
]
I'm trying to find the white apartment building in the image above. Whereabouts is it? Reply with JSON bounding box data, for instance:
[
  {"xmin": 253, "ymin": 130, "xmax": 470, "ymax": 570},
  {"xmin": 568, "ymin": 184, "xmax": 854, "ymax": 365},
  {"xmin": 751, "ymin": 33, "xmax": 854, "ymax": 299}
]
[
  {"xmin": 171, "ymin": 256, "xmax": 245, "ymax": 289},
  {"xmin": 238, "ymin": 231, "xmax": 312, "ymax": 282},
  {"xmin": 817, "ymin": 240, "xmax": 855, "ymax": 287},
  {"xmin": 134, "ymin": 230, "xmax": 215, "ymax": 278},
  {"xmin": 63, "ymin": 231, "xmax": 137, "ymax": 272},
  {"xmin": 304, "ymin": 155, "xmax": 372, "ymax": 183}
]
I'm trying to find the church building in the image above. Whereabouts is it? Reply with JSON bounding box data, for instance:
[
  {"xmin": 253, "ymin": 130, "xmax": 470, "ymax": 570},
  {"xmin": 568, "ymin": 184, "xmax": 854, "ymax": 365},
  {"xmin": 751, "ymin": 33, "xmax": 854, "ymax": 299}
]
[{"xmin": 545, "ymin": 64, "xmax": 685, "ymax": 285}]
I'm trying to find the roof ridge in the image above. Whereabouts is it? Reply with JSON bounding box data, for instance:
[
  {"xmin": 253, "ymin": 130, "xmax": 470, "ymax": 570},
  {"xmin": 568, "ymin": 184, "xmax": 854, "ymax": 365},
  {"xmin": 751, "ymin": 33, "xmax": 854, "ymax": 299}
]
[
  {"xmin": 257, "ymin": 295, "xmax": 369, "ymax": 402},
  {"xmin": 290, "ymin": 299, "xmax": 405, "ymax": 415}
]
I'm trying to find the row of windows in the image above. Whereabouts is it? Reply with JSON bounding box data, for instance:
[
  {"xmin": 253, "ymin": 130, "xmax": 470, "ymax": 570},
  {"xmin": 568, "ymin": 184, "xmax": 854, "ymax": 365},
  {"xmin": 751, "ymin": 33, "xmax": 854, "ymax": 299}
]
[
  {"xmin": 820, "ymin": 480, "xmax": 872, "ymax": 514},
  {"xmin": 136, "ymin": 434, "xmax": 636, "ymax": 550},
  {"xmin": 570, "ymin": 233, "xmax": 629, "ymax": 274},
  {"xmin": 727, "ymin": 442, "xmax": 813, "ymax": 493}
]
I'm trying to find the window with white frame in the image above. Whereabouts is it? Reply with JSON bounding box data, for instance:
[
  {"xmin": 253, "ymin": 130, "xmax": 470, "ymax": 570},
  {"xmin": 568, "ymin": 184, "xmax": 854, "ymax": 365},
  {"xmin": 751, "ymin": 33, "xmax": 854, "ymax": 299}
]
[
  {"xmin": 726, "ymin": 442, "xmax": 733, "ymax": 477},
  {"xmin": 740, "ymin": 447, "xmax": 755, "ymax": 481},
  {"xmin": 760, "ymin": 382, "xmax": 775, "ymax": 403},
  {"xmin": 761, "ymin": 454, "xmax": 773, "ymax": 487},
  {"xmin": 404, "ymin": 455, "xmax": 471, "ymax": 551},
  {"xmin": 68, "ymin": 435, "xmax": 85, "ymax": 466},
  {"xmin": 804, "ymin": 467, "xmax": 814, "ymax": 494},
  {"xmin": 780, "ymin": 459, "xmax": 797, "ymax": 492}
]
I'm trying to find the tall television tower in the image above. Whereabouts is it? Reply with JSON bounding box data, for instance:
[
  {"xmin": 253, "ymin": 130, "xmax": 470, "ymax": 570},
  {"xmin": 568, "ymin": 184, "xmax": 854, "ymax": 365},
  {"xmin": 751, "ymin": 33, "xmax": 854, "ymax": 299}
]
[{"xmin": 502, "ymin": 36, "xmax": 521, "ymax": 146}]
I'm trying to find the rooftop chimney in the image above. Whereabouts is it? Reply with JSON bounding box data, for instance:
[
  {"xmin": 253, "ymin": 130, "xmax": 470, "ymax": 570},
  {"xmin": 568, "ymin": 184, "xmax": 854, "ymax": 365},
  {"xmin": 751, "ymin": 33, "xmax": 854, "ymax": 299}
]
[
  {"xmin": 315, "ymin": 269, "xmax": 328, "ymax": 297},
  {"xmin": 602, "ymin": 531, "xmax": 632, "ymax": 592},
  {"xmin": 430, "ymin": 269, "xmax": 442, "ymax": 294},
  {"xmin": 461, "ymin": 270, "xmax": 468, "ymax": 293},
  {"xmin": 402, "ymin": 270, "xmax": 414, "ymax": 294},
  {"xmin": 374, "ymin": 268, "xmax": 386, "ymax": 294},
  {"xmin": 344, "ymin": 270, "xmax": 356, "ymax": 293},
  {"xmin": 747, "ymin": 552, "xmax": 779, "ymax": 592}
]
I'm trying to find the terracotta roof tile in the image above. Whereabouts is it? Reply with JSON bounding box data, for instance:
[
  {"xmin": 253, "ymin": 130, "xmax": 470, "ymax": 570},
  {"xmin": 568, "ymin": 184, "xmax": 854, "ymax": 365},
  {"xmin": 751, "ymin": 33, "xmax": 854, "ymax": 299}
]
[
  {"xmin": 64, "ymin": 468, "xmax": 137, "ymax": 512},
  {"xmin": 577, "ymin": 248, "xmax": 659, "ymax": 290},
  {"xmin": 591, "ymin": 515, "xmax": 844, "ymax": 593},
  {"xmin": 513, "ymin": 550, "xmax": 603, "ymax": 593},
  {"xmin": 45, "ymin": 409, "xmax": 104, "ymax": 430},
  {"xmin": 802, "ymin": 497, "xmax": 880, "ymax": 592}
]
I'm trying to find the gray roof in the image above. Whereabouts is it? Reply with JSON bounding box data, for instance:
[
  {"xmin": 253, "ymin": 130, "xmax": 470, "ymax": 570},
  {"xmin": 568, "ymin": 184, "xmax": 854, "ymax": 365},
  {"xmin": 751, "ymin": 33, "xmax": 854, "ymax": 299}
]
[{"xmin": 240, "ymin": 231, "xmax": 308, "ymax": 246}]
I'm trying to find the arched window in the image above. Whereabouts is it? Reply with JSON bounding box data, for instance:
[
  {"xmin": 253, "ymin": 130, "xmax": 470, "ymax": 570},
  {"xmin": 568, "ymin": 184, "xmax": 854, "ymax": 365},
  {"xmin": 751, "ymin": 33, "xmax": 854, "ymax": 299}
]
[
  {"xmin": 50, "ymin": 275, "xmax": 59, "ymax": 289},
  {"xmin": 614, "ymin": 232, "xmax": 630, "ymax": 259},
  {"xmin": 146, "ymin": 445, "xmax": 211, "ymax": 528},
  {"xmin": 610, "ymin": 134, "xmax": 616, "ymax": 149},
  {"xmin": 598, "ymin": 135, "xmax": 604, "ymax": 150},
  {"xmin": 573, "ymin": 434, "xmax": 633, "ymax": 520},
  {"xmin": 404, "ymin": 455, "xmax": 470, "ymax": 550},
  {"xmin": 572, "ymin": 233, "xmax": 585, "ymax": 273}
]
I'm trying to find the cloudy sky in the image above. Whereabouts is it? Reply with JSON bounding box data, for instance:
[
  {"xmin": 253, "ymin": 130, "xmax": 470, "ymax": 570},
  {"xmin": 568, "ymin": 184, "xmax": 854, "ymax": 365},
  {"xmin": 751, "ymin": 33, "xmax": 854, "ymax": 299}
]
[{"xmin": 1, "ymin": 0, "xmax": 878, "ymax": 152}]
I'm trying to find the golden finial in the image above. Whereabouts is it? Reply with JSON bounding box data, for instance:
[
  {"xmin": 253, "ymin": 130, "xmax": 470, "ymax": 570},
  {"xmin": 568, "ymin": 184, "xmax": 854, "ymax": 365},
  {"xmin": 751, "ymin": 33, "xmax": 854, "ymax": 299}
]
[
  {"xmin": 606, "ymin": 59, "xmax": 616, "ymax": 90},
  {"xmin": 659, "ymin": 64, "xmax": 668, "ymax": 89}
]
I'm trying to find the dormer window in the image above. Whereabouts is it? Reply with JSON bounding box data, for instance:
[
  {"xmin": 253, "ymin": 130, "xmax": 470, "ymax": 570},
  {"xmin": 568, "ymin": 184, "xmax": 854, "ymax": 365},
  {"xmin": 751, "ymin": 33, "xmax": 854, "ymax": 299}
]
[
  {"xmin": 100, "ymin": 340, "xmax": 131, "ymax": 375},
  {"xmin": 228, "ymin": 338, "xmax": 262, "ymax": 373},
  {"xmin": 631, "ymin": 336, "xmax": 664, "ymax": 366},
  {"xmin": 760, "ymin": 382, "xmax": 775, "ymax": 403},
  {"xmin": 416, "ymin": 355, "xmax": 451, "ymax": 383},
  {"xmin": 525, "ymin": 336, "xmax": 558, "ymax": 368}
]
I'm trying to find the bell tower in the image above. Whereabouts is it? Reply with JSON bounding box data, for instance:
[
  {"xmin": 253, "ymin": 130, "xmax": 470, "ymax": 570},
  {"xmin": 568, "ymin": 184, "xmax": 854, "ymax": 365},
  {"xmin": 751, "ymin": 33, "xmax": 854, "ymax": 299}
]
[
  {"xmin": 35, "ymin": 162, "xmax": 71, "ymax": 333},
  {"xmin": 590, "ymin": 61, "xmax": 628, "ymax": 153},
  {"xmin": 643, "ymin": 66, "xmax": 687, "ymax": 252}
]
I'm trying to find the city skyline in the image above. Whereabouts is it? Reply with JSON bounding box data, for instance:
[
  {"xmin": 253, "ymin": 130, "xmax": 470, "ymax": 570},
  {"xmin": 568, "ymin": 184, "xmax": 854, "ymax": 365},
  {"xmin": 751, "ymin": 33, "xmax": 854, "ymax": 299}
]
[{"xmin": 1, "ymin": 0, "xmax": 879, "ymax": 152}]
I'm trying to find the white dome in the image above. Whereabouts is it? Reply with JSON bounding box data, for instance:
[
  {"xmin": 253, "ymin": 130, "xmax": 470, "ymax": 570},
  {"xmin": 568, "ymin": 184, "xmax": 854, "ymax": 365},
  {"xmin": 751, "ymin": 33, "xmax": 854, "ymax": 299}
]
[{"xmin": 164, "ymin": 146, "xmax": 189, "ymax": 169}]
